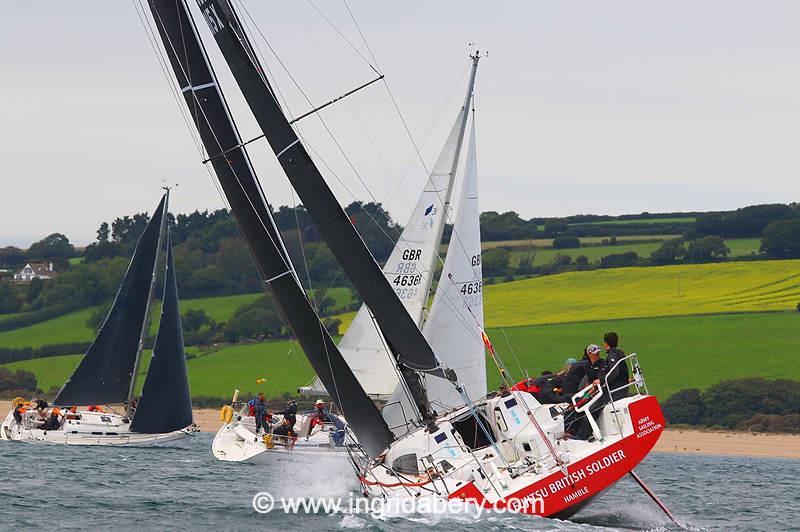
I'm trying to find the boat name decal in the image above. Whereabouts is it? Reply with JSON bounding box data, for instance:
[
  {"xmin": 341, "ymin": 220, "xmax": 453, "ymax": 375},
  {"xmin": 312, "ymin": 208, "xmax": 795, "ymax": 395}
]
[
  {"xmin": 528, "ymin": 449, "xmax": 627, "ymax": 501},
  {"xmin": 635, "ymin": 415, "xmax": 663, "ymax": 439}
]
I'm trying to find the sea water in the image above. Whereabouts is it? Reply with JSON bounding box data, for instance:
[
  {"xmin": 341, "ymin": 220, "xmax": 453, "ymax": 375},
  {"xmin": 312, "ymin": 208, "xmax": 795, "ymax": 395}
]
[{"xmin": 0, "ymin": 433, "xmax": 795, "ymax": 531}]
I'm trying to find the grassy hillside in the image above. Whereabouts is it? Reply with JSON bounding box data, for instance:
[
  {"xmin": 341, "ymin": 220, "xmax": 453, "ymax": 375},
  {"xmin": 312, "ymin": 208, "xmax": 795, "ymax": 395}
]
[
  {"xmin": 3, "ymin": 260, "xmax": 798, "ymax": 402},
  {"xmin": 485, "ymin": 260, "xmax": 800, "ymax": 327},
  {"xmin": 507, "ymin": 238, "xmax": 760, "ymax": 266},
  {"xmin": 484, "ymin": 312, "xmax": 800, "ymax": 399},
  {"xmin": 2, "ymin": 342, "xmax": 314, "ymax": 402},
  {"xmin": 580, "ymin": 217, "xmax": 696, "ymax": 226},
  {"xmin": 6, "ymin": 311, "xmax": 797, "ymax": 401},
  {"xmin": 0, "ymin": 288, "xmax": 354, "ymax": 349},
  {"xmin": 0, "ymin": 307, "xmax": 99, "ymax": 348}
]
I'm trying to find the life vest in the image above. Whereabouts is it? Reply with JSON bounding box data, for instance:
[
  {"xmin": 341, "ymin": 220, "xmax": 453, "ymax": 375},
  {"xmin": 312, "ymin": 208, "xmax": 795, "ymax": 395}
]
[{"xmin": 511, "ymin": 379, "xmax": 540, "ymax": 394}]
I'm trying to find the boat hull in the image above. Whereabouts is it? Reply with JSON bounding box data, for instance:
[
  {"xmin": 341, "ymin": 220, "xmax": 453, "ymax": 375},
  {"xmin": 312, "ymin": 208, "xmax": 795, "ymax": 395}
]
[
  {"xmin": 447, "ymin": 394, "xmax": 664, "ymax": 517},
  {"xmin": 1, "ymin": 409, "xmax": 189, "ymax": 447},
  {"xmin": 212, "ymin": 413, "xmax": 351, "ymax": 464}
]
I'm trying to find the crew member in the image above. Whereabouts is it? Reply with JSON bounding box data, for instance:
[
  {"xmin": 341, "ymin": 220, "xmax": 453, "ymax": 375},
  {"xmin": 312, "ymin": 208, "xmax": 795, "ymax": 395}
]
[
  {"xmin": 601, "ymin": 332, "xmax": 629, "ymax": 400},
  {"xmin": 250, "ymin": 393, "xmax": 269, "ymax": 433},
  {"xmin": 275, "ymin": 398, "xmax": 298, "ymax": 428}
]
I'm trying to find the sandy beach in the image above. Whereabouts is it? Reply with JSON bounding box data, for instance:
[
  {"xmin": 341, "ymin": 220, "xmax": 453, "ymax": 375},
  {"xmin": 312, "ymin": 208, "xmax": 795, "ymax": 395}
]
[{"xmin": 2, "ymin": 400, "xmax": 797, "ymax": 459}]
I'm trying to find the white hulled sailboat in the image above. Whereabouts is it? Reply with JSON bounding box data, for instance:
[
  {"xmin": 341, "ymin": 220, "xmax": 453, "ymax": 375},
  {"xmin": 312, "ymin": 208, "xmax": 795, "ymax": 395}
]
[
  {"xmin": 1, "ymin": 190, "xmax": 194, "ymax": 446},
  {"xmin": 145, "ymin": 0, "xmax": 667, "ymax": 521}
]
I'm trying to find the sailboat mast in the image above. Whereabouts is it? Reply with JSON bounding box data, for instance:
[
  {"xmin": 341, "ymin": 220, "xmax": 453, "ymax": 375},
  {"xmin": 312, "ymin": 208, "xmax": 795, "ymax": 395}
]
[
  {"xmin": 127, "ymin": 188, "xmax": 169, "ymax": 416},
  {"xmin": 422, "ymin": 52, "xmax": 480, "ymax": 322}
]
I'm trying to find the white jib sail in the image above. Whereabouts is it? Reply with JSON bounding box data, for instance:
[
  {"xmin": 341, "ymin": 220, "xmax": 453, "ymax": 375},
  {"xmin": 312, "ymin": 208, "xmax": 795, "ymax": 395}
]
[
  {"xmin": 304, "ymin": 107, "xmax": 469, "ymax": 400},
  {"xmin": 383, "ymin": 112, "xmax": 485, "ymax": 433},
  {"xmin": 422, "ymin": 114, "xmax": 486, "ymax": 411}
]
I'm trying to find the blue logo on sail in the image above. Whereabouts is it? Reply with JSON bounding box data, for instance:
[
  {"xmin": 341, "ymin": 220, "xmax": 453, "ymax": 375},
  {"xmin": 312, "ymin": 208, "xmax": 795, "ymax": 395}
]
[{"xmin": 424, "ymin": 204, "xmax": 434, "ymax": 216}]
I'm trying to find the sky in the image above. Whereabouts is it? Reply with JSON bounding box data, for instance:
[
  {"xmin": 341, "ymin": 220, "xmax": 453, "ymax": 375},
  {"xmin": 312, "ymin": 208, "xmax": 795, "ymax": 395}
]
[{"xmin": 1, "ymin": 1, "xmax": 798, "ymax": 246}]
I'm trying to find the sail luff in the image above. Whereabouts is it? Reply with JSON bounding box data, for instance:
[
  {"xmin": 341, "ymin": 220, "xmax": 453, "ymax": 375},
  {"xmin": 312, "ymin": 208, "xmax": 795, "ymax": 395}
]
[
  {"xmin": 147, "ymin": 0, "xmax": 394, "ymax": 457},
  {"xmin": 127, "ymin": 189, "xmax": 169, "ymax": 416}
]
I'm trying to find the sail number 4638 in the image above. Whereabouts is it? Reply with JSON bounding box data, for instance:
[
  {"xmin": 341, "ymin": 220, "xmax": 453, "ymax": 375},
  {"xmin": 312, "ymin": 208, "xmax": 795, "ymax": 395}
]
[{"xmin": 460, "ymin": 280, "xmax": 482, "ymax": 295}]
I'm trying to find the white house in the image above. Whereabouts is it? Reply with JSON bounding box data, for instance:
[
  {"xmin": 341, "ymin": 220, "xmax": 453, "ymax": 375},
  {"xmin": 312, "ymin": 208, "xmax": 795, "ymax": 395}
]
[{"xmin": 13, "ymin": 262, "xmax": 57, "ymax": 282}]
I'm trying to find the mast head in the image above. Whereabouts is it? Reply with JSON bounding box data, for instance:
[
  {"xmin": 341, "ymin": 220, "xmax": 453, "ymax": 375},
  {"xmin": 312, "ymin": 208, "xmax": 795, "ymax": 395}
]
[{"xmin": 467, "ymin": 44, "xmax": 485, "ymax": 63}]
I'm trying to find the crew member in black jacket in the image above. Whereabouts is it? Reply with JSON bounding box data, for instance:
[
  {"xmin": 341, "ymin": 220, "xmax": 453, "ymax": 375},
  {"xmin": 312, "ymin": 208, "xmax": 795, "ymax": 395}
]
[{"xmin": 601, "ymin": 332, "xmax": 629, "ymax": 400}]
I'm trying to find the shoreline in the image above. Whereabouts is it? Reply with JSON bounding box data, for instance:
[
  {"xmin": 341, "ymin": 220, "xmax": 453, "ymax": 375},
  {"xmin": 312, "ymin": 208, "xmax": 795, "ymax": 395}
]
[{"xmin": 3, "ymin": 401, "xmax": 798, "ymax": 459}]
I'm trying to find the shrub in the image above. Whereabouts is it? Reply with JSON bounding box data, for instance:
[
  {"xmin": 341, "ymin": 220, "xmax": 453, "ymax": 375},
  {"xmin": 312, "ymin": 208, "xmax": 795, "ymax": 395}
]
[
  {"xmin": 662, "ymin": 388, "xmax": 705, "ymax": 425},
  {"xmin": 760, "ymin": 219, "xmax": 800, "ymax": 258},
  {"xmin": 552, "ymin": 236, "xmax": 580, "ymax": 249},
  {"xmin": 599, "ymin": 251, "xmax": 639, "ymax": 268}
]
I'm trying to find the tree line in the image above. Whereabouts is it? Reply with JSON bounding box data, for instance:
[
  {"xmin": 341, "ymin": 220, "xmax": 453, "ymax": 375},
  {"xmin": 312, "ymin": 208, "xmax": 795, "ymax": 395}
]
[
  {"xmin": 662, "ymin": 378, "xmax": 800, "ymax": 433},
  {"xmin": 1, "ymin": 201, "xmax": 798, "ymax": 317}
]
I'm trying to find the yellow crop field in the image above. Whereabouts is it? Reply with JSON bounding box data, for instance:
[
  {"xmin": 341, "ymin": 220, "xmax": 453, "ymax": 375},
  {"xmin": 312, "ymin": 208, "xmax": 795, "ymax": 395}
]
[{"xmin": 484, "ymin": 260, "xmax": 800, "ymax": 327}]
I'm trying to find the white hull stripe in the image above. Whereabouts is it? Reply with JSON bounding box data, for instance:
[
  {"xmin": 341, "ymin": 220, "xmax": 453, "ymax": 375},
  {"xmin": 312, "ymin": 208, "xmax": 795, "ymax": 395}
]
[{"xmin": 181, "ymin": 81, "xmax": 217, "ymax": 93}]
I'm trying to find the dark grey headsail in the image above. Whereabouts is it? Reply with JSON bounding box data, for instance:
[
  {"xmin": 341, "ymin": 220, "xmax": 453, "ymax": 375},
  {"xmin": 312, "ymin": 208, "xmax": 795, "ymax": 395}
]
[
  {"xmin": 194, "ymin": 0, "xmax": 456, "ymax": 423},
  {"xmin": 54, "ymin": 197, "xmax": 166, "ymax": 406},
  {"xmin": 147, "ymin": 0, "xmax": 393, "ymax": 457},
  {"xmin": 130, "ymin": 234, "xmax": 192, "ymax": 434}
]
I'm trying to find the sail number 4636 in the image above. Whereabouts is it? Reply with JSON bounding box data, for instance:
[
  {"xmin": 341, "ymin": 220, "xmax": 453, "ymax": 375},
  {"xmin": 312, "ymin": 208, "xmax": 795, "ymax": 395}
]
[{"xmin": 393, "ymin": 274, "xmax": 422, "ymax": 286}]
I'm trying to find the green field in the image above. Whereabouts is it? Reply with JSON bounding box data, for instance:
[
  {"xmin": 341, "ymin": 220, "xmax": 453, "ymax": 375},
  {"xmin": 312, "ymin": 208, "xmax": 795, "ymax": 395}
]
[
  {"xmin": 507, "ymin": 238, "xmax": 760, "ymax": 266},
  {"xmin": 6, "ymin": 311, "xmax": 796, "ymax": 401},
  {"xmin": 0, "ymin": 288, "xmax": 354, "ymax": 349},
  {"xmin": 2, "ymin": 342, "xmax": 314, "ymax": 402},
  {"xmin": 483, "ymin": 312, "xmax": 800, "ymax": 399},
  {"xmin": 3, "ymin": 259, "xmax": 799, "ymax": 402},
  {"xmin": 579, "ymin": 217, "xmax": 696, "ymax": 226},
  {"xmin": 0, "ymin": 307, "xmax": 99, "ymax": 348},
  {"xmin": 473, "ymin": 234, "xmax": 680, "ymax": 251},
  {"xmin": 485, "ymin": 260, "xmax": 800, "ymax": 327}
]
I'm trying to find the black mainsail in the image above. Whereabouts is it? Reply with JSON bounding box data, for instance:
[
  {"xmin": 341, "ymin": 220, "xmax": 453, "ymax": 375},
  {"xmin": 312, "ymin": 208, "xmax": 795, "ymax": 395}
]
[
  {"xmin": 54, "ymin": 197, "xmax": 166, "ymax": 406},
  {"xmin": 130, "ymin": 233, "xmax": 193, "ymax": 434},
  {"xmin": 193, "ymin": 0, "xmax": 456, "ymax": 423},
  {"xmin": 147, "ymin": 0, "xmax": 393, "ymax": 456}
]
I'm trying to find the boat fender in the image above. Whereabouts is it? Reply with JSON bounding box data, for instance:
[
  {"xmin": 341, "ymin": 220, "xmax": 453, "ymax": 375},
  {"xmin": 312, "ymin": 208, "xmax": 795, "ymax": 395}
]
[
  {"xmin": 263, "ymin": 433, "xmax": 274, "ymax": 449},
  {"xmin": 220, "ymin": 405, "xmax": 234, "ymax": 423}
]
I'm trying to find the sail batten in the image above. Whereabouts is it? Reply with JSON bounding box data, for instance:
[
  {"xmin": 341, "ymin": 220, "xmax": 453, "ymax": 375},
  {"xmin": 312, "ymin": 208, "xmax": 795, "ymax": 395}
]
[
  {"xmin": 147, "ymin": 0, "xmax": 393, "ymax": 457},
  {"xmin": 53, "ymin": 197, "xmax": 166, "ymax": 407}
]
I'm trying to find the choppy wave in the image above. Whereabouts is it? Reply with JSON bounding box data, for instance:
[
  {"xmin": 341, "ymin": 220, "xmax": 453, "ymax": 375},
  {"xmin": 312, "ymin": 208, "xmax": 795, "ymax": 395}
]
[{"xmin": 0, "ymin": 434, "xmax": 796, "ymax": 531}]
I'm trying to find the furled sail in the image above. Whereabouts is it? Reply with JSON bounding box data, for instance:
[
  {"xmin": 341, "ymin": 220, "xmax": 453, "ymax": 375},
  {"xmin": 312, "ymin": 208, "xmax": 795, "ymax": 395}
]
[
  {"xmin": 422, "ymin": 114, "xmax": 486, "ymax": 410},
  {"xmin": 193, "ymin": 0, "xmax": 455, "ymax": 422},
  {"xmin": 53, "ymin": 197, "xmax": 166, "ymax": 406},
  {"xmin": 306, "ymin": 107, "xmax": 469, "ymax": 400},
  {"xmin": 147, "ymin": 0, "xmax": 393, "ymax": 457},
  {"xmin": 130, "ymin": 234, "xmax": 193, "ymax": 434}
]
